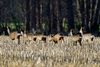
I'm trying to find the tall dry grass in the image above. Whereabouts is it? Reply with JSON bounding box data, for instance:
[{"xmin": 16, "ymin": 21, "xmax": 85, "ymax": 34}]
[{"xmin": 0, "ymin": 36, "xmax": 100, "ymax": 67}]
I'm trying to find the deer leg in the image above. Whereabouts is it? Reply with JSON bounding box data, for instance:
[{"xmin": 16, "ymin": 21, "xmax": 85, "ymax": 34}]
[
  {"xmin": 78, "ymin": 38, "xmax": 82, "ymax": 46},
  {"xmin": 17, "ymin": 35, "xmax": 21, "ymax": 44},
  {"xmin": 73, "ymin": 41, "xmax": 77, "ymax": 46}
]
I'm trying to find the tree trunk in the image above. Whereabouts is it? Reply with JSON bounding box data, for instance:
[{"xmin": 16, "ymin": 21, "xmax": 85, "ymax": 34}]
[
  {"xmin": 91, "ymin": 0, "xmax": 100, "ymax": 33},
  {"xmin": 30, "ymin": 0, "xmax": 36, "ymax": 33},
  {"xmin": 85, "ymin": 0, "xmax": 91, "ymax": 32},
  {"xmin": 58, "ymin": 0, "xmax": 63, "ymax": 33},
  {"xmin": 25, "ymin": 0, "xmax": 31, "ymax": 33},
  {"xmin": 54, "ymin": 0, "xmax": 62, "ymax": 33},
  {"xmin": 48, "ymin": 0, "xmax": 51, "ymax": 34},
  {"xmin": 78, "ymin": 0, "xmax": 85, "ymax": 28},
  {"xmin": 52, "ymin": 0, "xmax": 57, "ymax": 34},
  {"xmin": 48, "ymin": 0, "xmax": 57, "ymax": 34},
  {"xmin": 40, "ymin": 1, "xmax": 43, "ymax": 34},
  {"xmin": 66, "ymin": 0, "xmax": 75, "ymax": 31},
  {"xmin": 90, "ymin": 0, "xmax": 96, "ymax": 29},
  {"xmin": 36, "ymin": 0, "xmax": 41, "ymax": 33},
  {"xmin": 54, "ymin": 0, "xmax": 60, "ymax": 33}
]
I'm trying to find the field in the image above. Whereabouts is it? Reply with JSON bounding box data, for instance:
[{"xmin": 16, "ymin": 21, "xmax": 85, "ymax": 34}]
[{"xmin": 0, "ymin": 36, "xmax": 100, "ymax": 67}]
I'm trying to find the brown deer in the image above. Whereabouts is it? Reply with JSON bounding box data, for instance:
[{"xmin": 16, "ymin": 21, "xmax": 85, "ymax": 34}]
[
  {"xmin": 20, "ymin": 32, "xmax": 34, "ymax": 44},
  {"xmin": 49, "ymin": 34, "xmax": 64, "ymax": 44},
  {"xmin": 33, "ymin": 35, "xmax": 47, "ymax": 43},
  {"xmin": 20, "ymin": 31, "xmax": 47, "ymax": 43},
  {"xmin": 7, "ymin": 27, "xmax": 22, "ymax": 44}
]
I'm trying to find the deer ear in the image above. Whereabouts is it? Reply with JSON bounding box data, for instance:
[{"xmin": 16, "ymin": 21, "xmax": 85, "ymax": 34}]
[
  {"xmin": 7, "ymin": 26, "xmax": 10, "ymax": 35},
  {"xmin": 20, "ymin": 31, "xmax": 24, "ymax": 35},
  {"xmin": 79, "ymin": 27, "xmax": 83, "ymax": 33}
]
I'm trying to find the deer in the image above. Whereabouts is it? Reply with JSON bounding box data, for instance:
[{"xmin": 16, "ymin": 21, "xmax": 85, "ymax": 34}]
[
  {"xmin": 19, "ymin": 31, "xmax": 34, "ymax": 44},
  {"xmin": 20, "ymin": 31, "xmax": 47, "ymax": 44},
  {"xmin": 48, "ymin": 34, "xmax": 64, "ymax": 44},
  {"xmin": 79, "ymin": 27, "xmax": 95, "ymax": 43},
  {"xmin": 68, "ymin": 36, "xmax": 82, "ymax": 46},
  {"xmin": 33, "ymin": 35, "xmax": 47, "ymax": 43},
  {"xmin": 66, "ymin": 29, "xmax": 82, "ymax": 46},
  {"xmin": 7, "ymin": 27, "xmax": 22, "ymax": 44}
]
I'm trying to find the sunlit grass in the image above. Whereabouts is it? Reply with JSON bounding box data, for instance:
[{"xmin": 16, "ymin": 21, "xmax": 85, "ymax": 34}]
[{"xmin": 0, "ymin": 36, "xmax": 100, "ymax": 67}]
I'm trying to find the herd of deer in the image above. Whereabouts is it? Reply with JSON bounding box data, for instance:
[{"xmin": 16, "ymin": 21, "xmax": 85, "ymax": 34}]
[{"xmin": 2, "ymin": 27, "xmax": 95, "ymax": 46}]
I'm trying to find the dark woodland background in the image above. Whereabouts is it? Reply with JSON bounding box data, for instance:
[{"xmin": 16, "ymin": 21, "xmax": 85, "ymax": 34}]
[{"xmin": 0, "ymin": 0, "xmax": 100, "ymax": 35}]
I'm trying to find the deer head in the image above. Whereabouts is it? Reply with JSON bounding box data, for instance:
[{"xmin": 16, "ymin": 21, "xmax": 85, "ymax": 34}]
[{"xmin": 79, "ymin": 27, "xmax": 84, "ymax": 36}]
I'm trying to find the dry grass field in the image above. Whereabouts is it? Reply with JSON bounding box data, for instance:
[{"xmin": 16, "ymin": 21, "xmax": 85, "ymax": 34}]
[{"xmin": 0, "ymin": 35, "xmax": 100, "ymax": 67}]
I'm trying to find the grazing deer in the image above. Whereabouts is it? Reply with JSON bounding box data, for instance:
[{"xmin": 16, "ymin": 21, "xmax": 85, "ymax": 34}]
[
  {"xmin": 54, "ymin": 34, "xmax": 64, "ymax": 41},
  {"xmin": 41, "ymin": 36, "xmax": 47, "ymax": 43},
  {"xmin": 21, "ymin": 31, "xmax": 47, "ymax": 44},
  {"xmin": 7, "ymin": 27, "xmax": 22, "ymax": 44},
  {"xmin": 49, "ymin": 34, "xmax": 64, "ymax": 44},
  {"xmin": 33, "ymin": 36, "xmax": 37, "ymax": 41},
  {"xmin": 34, "ymin": 35, "xmax": 47, "ymax": 43},
  {"xmin": 20, "ymin": 32, "xmax": 34, "ymax": 44}
]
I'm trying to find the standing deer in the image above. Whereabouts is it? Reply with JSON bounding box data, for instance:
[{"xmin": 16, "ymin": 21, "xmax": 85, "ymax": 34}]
[
  {"xmin": 79, "ymin": 27, "xmax": 95, "ymax": 43},
  {"xmin": 67, "ymin": 29, "xmax": 82, "ymax": 46},
  {"xmin": 7, "ymin": 27, "xmax": 22, "ymax": 44}
]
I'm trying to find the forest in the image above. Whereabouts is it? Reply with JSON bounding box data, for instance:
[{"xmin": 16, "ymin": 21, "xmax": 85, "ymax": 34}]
[{"xmin": 0, "ymin": 0, "xmax": 100, "ymax": 35}]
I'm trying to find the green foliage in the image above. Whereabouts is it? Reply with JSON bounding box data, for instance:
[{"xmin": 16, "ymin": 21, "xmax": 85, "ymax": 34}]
[
  {"xmin": 42, "ymin": 20, "xmax": 49, "ymax": 31},
  {"xmin": 75, "ymin": 21, "xmax": 81, "ymax": 30},
  {"xmin": 9, "ymin": 22, "xmax": 16, "ymax": 31},
  {"xmin": 8, "ymin": 17, "xmax": 25, "ymax": 31},
  {"xmin": 0, "ymin": 21, "xmax": 25, "ymax": 32},
  {"xmin": 62, "ymin": 18, "xmax": 68, "ymax": 32},
  {"xmin": 0, "ymin": 23, "xmax": 4, "ymax": 28},
  {"xmin": 99, "ymin": 25, "xmax": 100, "ymax": 32},
  {"xmin": 8, "ymin": 22, "xmax": 25, "ymax": 31}
]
